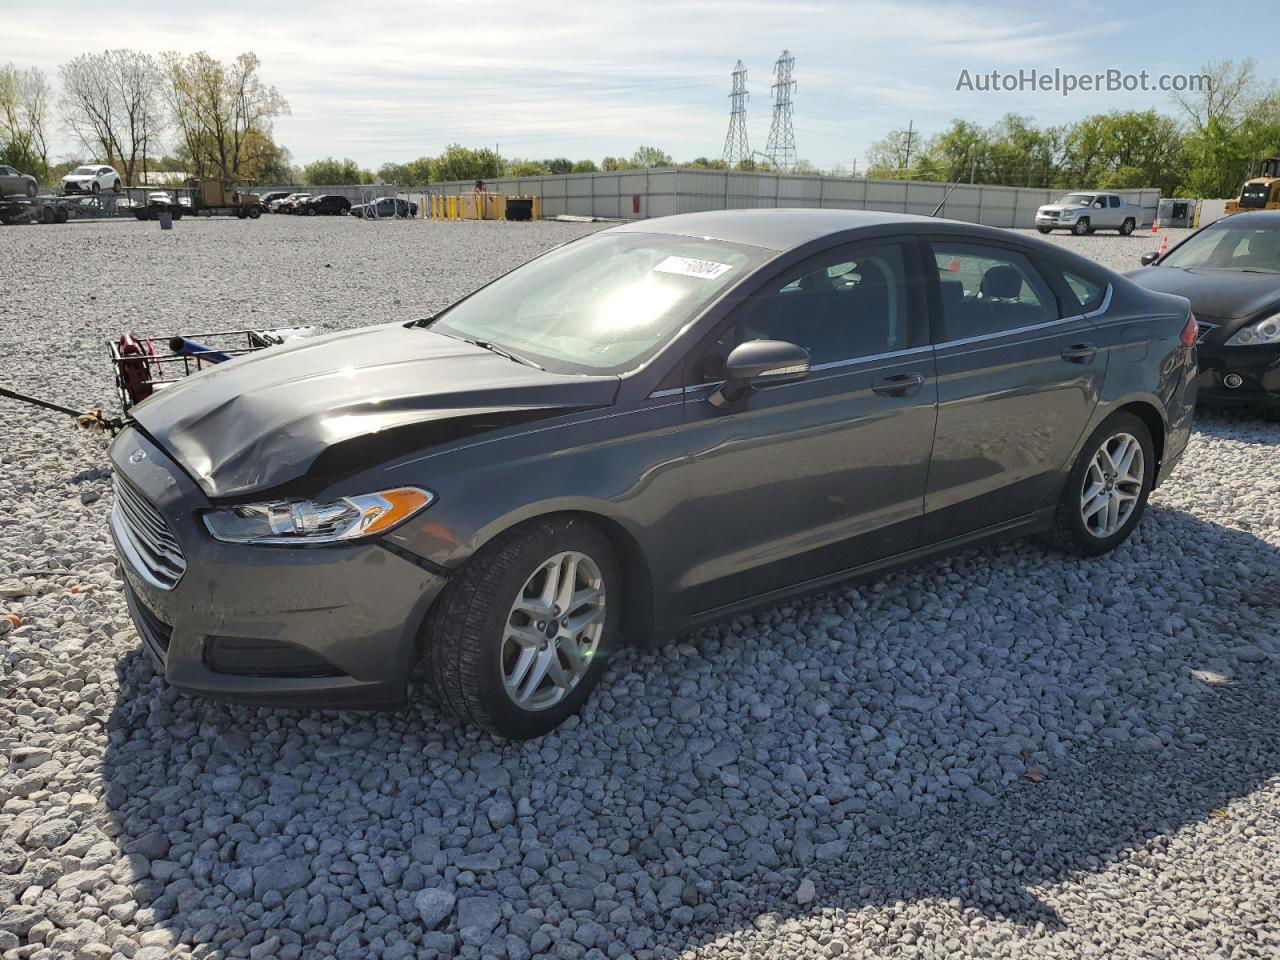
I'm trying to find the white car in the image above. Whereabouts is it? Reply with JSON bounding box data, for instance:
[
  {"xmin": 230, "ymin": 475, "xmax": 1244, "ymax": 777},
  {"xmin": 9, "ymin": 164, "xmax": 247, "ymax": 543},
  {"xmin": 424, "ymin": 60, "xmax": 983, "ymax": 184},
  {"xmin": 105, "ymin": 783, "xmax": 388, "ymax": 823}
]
[
  {"xmin": 63, "ymin": 164, "xmax": 122, "ymax": 194},
  {"xmin": 1035, "ymin": 192, "xmax": 1138, "ymax": 236}
]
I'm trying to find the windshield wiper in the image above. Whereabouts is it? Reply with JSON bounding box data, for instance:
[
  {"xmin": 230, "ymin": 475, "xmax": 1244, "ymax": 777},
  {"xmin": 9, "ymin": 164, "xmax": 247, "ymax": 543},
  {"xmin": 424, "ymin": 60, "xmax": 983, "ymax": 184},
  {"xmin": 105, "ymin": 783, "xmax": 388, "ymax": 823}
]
[{"xmin": 460, "ymin": 337, "xmax": 544, "ymax": 370}]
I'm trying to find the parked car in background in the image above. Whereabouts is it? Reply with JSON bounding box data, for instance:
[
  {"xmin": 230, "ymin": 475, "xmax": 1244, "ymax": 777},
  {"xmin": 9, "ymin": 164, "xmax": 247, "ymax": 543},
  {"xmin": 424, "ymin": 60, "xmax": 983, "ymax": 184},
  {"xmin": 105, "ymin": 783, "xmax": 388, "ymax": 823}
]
[
  {"xmin": 349, "ymin": 197, "xmax": 418, "ymax": 219},
  {"xmin": 260, "ymin": 191, "xmax": 292, "ymax": 208},
  {"xmin": 301, "ymin": 194, "xmax": 352, "ymax": 216},
  {"xmin": 1128, "ymin": 210, "xmax": 1280, "ymax": 417},
  {"xmin": 109, "ymin": 209, "xmax": 1197, "ymax": 738},
  {"xmin": 0, "ymin": 165, "xmax": 39, "ymax": 198},
  {"xmin": 63, "ymin": 164, "xmax": 121, "ymax": 194},
  {"xmin": 270, "ymin": 193, "xmax": 309, "ymax": 213},
  {"xmin": 1036, "ymin": 192, "xmax": 1138, "ymax": 236}
]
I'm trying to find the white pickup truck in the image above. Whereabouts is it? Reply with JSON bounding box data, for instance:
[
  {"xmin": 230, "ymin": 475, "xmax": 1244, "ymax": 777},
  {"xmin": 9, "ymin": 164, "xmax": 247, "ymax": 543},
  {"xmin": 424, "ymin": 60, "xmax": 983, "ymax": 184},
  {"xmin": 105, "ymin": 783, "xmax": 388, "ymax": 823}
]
[{"xmin": 1035, "ymin": 192, "xmax": 1139, "ymax": 236}]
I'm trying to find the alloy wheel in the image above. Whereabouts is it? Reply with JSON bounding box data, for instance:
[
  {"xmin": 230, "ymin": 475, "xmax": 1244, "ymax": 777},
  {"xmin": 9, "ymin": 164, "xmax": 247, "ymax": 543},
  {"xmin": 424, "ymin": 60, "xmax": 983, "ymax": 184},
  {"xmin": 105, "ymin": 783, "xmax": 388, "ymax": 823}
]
[
  {"xmin": 1080, "ymin": 431, "xmax": 1144, "ymax": 538},
  {"xmin": 501, "ymin": 551, "xmax": 606, "ymax": 711}
]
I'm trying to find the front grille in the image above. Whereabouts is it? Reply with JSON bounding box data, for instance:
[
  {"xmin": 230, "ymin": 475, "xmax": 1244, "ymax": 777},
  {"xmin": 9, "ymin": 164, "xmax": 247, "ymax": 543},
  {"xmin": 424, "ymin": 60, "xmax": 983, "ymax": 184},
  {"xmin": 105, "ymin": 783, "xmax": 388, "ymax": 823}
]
[
  {"xmin": 204, "ymin": 636, "xmax": 345, "ymax": 678},
  {"xmin": 124, "ymin": 581, "xmax": 173, "ymax": 658},
  {"xmin": 112, "ymin": 476, "xmax": 187, "ymax": 589}
]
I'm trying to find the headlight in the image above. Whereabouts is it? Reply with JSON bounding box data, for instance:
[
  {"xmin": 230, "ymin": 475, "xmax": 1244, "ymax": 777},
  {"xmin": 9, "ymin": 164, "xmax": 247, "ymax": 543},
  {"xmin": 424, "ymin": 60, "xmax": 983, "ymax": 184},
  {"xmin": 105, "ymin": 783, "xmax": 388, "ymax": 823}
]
[
  {"xmin": 203, "ymin": 487, "xmax": 433, "ymax": 545},
  {"xmin": 1226, "ymin": 314, "xmax": 1280, "ymax": 346}
]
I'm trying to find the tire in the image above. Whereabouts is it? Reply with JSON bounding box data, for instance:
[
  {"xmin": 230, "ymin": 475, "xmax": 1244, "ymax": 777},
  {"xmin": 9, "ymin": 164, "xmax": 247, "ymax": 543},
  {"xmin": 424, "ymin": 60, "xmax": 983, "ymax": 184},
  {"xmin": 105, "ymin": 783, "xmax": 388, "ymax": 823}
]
[
  {"xmin": 422, "ymin": 516, "xmax": 621, "ymax": 739},
  {"xmin": 25, "ymin": 181, "xmax": 36, "ymax": 198},
  {"xmin": 236, "ymin": 209, "xmax": 248, "ymax": 219},
  {"xmin": 1036, "ymin": 226, "xmax": 1052, "ymax": 234},
  {"xmin": 306, "ymin": 206, "xmax": 316, "ymax": 216},
  {"xmin": 1119, "ymin": 217, "xmax": 1135, "ymax": 236},
  {"xmin": 1073, "ymin": 217, "xmax": 1091, "ymax": 236},
  {"xmin": 91, "ymin": 181, "xmax": 100, "ymax": 194},
  {"xmin": 54, "ymin": 207, "xmax": 68, "ymax": 224},
  {"xmin": 1050, "ymin": 411, "xmax": 1155, "ymax": 557},
  {"xmin": 171, "ymin": 209, "xmax": 183, "ymax": 221},
  {"xmin": 112, "ymin": 180, "xmax": 121, "ymax": 193},
  {"xmin": 133, "ymin": 212, "xmax": 146, "ymax": 221},
  {"xmin": 248, "ymin": 205, "xmax": 261, "ymax": 219},
  {"xmin": 41, "ymin": 205, "xmax": 55, "ymax": 224}
]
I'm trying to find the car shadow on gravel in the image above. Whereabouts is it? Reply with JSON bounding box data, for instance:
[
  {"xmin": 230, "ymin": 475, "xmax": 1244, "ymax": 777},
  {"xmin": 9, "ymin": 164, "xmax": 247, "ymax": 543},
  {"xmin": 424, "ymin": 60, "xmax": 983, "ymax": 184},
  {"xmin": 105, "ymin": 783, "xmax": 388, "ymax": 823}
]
[{"xmin": 98, "ymin": 507, "xmax": 1279, "ymax": 957}]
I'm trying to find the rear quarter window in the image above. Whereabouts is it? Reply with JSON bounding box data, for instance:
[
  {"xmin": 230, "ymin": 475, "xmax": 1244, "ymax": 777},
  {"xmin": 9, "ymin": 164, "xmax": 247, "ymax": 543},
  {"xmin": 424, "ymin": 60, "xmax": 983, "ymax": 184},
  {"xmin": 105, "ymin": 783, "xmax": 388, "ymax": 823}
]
[{"xmin": 1053, "ymin": 265, "xmax": 1107, "ymax": 313}]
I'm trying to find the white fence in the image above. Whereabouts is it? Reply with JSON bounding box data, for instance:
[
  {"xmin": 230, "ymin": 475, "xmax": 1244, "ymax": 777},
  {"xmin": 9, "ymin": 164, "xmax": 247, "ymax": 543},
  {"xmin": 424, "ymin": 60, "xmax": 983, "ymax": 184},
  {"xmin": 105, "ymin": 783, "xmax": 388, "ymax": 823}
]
[{"xmin": 422, "ymin": 169, "xmax": 1161, "ymax": 229}]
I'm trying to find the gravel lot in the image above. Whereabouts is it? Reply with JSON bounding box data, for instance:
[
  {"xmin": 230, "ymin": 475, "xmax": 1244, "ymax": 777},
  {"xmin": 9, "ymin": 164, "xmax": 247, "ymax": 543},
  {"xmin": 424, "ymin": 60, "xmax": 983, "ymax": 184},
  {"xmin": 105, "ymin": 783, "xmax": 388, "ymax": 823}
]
[{"xmin": 1, "ymin": 216, "xmax": 1277, "ymax": 960}]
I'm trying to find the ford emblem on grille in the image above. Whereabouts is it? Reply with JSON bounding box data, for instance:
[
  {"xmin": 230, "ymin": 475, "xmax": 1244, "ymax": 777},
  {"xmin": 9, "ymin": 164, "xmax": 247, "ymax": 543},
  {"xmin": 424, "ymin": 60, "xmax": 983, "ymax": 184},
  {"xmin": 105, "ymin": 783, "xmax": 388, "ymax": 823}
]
[{"xmin": 129, "ymin": 449, "xmax": 147, "ymax": 464}]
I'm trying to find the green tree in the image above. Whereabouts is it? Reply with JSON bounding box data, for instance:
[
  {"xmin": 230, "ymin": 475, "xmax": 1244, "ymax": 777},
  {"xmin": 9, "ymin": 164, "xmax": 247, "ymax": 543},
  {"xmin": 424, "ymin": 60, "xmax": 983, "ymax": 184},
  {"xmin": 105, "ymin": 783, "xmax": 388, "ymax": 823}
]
[
  {"xmin": 505, "ymin": 158, "xmax": 550, "ymax": 176},
  {"xmin": 545, "ymin": 157, "xmax": 573, "ymax": 174},
  {"xmin": 378, "ymin": 156, "xmax": 433, "ymax": 186},
  {"xmin": 570, "ymin": 159, "xmax": 598, "ymax": 173},
  {"xmin": 302, "ymin": 156, "xmax": 366, "ymax": 184},
  {"xmin": 683, "ymin": 156, "xmax": 727, "ymax": 169},
  {"xmin": 431, "ymin": 144, "xmax": 500, "ymax": 182},
  {"xmin": 601, "ymin": 155, "xmax": 635, "ymax": 171},
  {"xmin": 630, "ymin": 145, "xmax": 672, "ymax": 168}
]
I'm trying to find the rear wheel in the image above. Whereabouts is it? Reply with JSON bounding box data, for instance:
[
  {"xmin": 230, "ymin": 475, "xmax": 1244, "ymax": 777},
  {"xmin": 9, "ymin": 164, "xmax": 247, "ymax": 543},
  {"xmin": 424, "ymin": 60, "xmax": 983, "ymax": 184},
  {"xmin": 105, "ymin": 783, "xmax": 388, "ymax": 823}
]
[
  {"xmin": 1050, "ymin": 411, "xmax": 1154, "ymax": 556},
  {"xmin": 422, "ymin": 516, "xmax": 619, "ymax": 739},
  {"xmin": 112, "ymin": 180, "xmax": 121, "ymax": 193},
  {"xmin": 1119, "ymin": 217, "xmax": 1135, "ymax": 236},
  {"xmin": 54, "ymin": 206, "xmax": 68, "ymax": 224},
  {"xmin": 25, "ymin": 181, "xmax": 36, "ymax": 198},
  {"xmin": 1073, "ymin": 217, "xmax": 1091, "ymax": 236},
  {"xmin": 41, "ymin": 205, "xmax": 55, "ymax": 224}
]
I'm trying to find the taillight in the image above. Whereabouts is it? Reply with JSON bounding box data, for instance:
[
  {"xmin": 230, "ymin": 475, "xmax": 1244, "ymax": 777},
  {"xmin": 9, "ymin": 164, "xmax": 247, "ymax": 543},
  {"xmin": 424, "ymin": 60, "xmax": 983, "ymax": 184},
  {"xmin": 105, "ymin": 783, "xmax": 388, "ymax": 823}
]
[{"xmin": 1180, "ymin": 312, "xmax": 1198, "ymax": 346}]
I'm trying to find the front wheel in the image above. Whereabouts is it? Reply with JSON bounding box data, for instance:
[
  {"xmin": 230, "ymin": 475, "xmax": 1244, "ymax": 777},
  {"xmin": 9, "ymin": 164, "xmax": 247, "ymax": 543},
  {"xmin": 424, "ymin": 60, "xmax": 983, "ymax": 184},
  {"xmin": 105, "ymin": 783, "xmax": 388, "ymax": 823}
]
[
  {"xmin": 248, "ymin": 205, "xmax": 262, "ymax": 219},
  {"xmin": 26, "ymin": 181, "xmax": 36, "ymax": 198},
  {"xmin": 1050, "ymin": 411, "xmax": 1154, "ymax": 556},
  {"xmin": 421, "ymin": 516, "xmax": 620, "ymax": 739},
  {"xmin": 1036, "ymin": 226, "xmax": 1052, "ymax": 234},
  {"xmin": 1073, "ymin": 217, "xmax": 1091, "ymax": 236},
  {"xmin": 91, "ymin": 181, "xmax": 101, "ymax": 194}
]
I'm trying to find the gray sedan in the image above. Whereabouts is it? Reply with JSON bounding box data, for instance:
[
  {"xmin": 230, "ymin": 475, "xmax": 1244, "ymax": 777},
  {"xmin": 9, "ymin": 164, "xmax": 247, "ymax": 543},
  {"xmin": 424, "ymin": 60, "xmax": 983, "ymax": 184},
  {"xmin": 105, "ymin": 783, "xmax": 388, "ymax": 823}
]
[
  {"xmin": 108, "ymin": 209, "xmax": 1198, "ymax": 738},
  {"xmin": 0, "ymin": 164, "xmax": 38, "ymax": 198}
]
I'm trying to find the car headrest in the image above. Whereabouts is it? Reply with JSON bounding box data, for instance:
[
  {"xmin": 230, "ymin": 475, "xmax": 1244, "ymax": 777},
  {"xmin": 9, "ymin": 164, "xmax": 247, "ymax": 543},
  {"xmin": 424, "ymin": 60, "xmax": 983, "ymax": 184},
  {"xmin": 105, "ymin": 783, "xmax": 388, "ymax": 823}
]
[{"xmin": 980, "ymin": 265, "xmax": 1023, "ymax": 300}]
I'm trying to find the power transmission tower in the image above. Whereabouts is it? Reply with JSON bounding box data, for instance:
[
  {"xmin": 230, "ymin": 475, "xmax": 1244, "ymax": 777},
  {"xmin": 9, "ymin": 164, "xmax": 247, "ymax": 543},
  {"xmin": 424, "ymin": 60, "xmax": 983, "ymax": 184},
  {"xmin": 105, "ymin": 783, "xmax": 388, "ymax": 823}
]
[
  {"xmin": 722, "ymin": 60, "xmax": 751, "ymax": 167},
  {"xmin": 764, "ymin": 50, "xmax": 797, "ymax": 173}
]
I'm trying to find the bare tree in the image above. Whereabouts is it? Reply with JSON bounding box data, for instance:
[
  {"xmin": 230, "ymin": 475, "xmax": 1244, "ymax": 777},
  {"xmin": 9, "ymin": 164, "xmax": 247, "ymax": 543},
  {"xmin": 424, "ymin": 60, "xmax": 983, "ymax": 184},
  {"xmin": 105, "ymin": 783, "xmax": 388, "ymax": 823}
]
[
  {"xmin": 1173, "ymin": 58, "xmax": 1257, "ymax": 130},
  {"xmin": 164, "ymin": 51, "xmax": 288, "ymax": 181},
  {"xmin": 0, "ymin": 63, "xmax": 52, "ymax": 172},
  {"xmin": 59, "ymin": 50, "xmax": 163, "ymax": 185}
]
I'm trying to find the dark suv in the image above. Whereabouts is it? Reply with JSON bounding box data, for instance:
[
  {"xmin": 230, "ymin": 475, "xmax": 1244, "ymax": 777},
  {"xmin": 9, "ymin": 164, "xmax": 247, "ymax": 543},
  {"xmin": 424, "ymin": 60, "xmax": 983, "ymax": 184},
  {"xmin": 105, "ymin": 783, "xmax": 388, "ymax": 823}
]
[
  {"xmin": 110, "ymin": 210, "xmax": 1197, "ymax": 738},
  {"xmin": 302, "ymin": 194, "xmax": 352, "ymax": 216}
]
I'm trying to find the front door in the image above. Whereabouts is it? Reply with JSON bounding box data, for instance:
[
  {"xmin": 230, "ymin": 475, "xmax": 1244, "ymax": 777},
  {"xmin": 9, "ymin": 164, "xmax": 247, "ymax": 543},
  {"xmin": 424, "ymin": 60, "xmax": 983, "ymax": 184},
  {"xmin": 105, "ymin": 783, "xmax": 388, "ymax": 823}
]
[
  {"xmin": 668, "ymin": 237, "xmax": 939, "ymax": 617},
  {"xmin": 921, "ymin": 238, "xmax": 1106, "ymax": 542}
]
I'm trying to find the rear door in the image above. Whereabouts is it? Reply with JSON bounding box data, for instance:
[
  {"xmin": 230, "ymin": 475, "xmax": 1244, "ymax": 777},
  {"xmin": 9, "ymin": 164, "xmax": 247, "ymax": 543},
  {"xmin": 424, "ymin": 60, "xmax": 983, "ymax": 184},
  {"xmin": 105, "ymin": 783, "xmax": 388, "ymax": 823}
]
[
  {"xmin": 0, "ymin": 166, "xmax": 15, "ymax": 196},
  {"xmin": 670, "ymin": 237, "xmax": 939, "ymax": 614},
  {"xmin": 921, "ymin": 237, "xmax": 1107, "ymax": 542}
]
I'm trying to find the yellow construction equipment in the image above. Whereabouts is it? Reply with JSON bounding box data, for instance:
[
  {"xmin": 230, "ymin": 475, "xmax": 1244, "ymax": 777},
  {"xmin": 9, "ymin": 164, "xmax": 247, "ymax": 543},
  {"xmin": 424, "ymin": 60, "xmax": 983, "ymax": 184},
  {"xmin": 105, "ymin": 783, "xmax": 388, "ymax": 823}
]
[{"xmin": 1224, "ymin": 158, "xmax": 1280, "ymax": 216}]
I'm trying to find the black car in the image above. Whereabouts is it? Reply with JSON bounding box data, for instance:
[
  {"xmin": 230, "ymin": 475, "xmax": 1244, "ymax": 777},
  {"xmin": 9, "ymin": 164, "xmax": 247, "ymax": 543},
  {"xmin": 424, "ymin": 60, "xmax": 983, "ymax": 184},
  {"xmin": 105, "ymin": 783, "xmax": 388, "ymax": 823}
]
[
  {"xmin": 350, "ymin": 197, "xmax": 418, "ymax": 219},
  {"xmin": 300, "ymin": 194, "xmax": 352, "ymax": 216},
  {"xmin": 108, "ymin": 209, "xmax": 1197, "ymax": 738},
  {"xmin": 1129, "ymin": 211, "xmax": 1280, "ymax": 415}
]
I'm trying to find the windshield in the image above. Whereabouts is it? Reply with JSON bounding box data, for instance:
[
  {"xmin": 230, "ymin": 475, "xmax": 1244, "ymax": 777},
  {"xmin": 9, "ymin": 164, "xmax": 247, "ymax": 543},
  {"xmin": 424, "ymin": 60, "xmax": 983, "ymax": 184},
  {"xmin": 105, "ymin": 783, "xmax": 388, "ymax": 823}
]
[
  {"xmin": 72, "ymin": 166, "xmax": 96, "ymax": 175},
  {"xmin": 429, "ymin": 232, "xmax": 768, "ymax": 374},
  {"xmin": 1160, "ymin": 223, "xmax": 1280, "ymax": 273},
  {"xmin": 1059, "ymin": 194, "xmax": 1094, "ymax": 206}
]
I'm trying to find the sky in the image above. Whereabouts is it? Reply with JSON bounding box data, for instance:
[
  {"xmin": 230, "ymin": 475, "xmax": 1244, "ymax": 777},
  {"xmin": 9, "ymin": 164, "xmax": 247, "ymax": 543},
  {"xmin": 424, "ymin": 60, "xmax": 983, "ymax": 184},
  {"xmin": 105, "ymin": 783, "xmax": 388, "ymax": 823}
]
[{"xmin": 3, "ymin": 0, "xmax": 1276, "ymax": 171}]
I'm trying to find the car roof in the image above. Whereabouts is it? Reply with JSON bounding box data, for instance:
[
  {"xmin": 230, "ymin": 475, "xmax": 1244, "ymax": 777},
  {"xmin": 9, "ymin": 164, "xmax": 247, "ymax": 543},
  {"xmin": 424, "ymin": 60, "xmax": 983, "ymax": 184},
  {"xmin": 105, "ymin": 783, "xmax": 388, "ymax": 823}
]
[{"xmin": 607, "ymin": 208, "xmax": 1030, "ymax": 252}]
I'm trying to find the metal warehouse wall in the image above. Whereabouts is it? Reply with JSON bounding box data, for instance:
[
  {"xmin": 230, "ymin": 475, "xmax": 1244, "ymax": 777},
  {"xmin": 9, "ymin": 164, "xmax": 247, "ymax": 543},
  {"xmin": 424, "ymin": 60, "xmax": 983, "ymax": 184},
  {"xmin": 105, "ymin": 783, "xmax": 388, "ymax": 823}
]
[{"xmin": 425, "ymin": 169, "xmax": 1161, "ymax": 229}]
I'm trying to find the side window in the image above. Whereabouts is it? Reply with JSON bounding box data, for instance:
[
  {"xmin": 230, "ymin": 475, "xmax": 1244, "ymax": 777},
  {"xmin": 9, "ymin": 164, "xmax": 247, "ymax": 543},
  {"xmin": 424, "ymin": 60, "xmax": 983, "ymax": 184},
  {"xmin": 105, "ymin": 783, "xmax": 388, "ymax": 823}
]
[
  {"xmin": 1059, "ymin": 268, "xmax": 1106, "ymax": 312},
  {"xmin": 1109, "ymin": 196, "xmax": 1122, "ymax": 208},
  {"xmin": 932, "ymin": 242, "xmax": 1058, "ymax": 340},
  {"xmin": 702, "ymin": 240, "xmax": 916, "ymax": 376}
]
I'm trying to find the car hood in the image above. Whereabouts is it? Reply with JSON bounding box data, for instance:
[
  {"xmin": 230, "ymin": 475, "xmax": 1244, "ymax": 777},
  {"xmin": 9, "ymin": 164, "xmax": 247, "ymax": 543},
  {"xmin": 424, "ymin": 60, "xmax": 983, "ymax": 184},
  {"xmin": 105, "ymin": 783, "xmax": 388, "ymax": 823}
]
[
  {"xmin": 130, "ymin": 323, "xmax": 620, "ymax": 499},
  {"xmin": 63, "ymin": 174, "xmax": 95, "ymax": 182},
  {"xmin": 1123, "ymin": 265, "xmax": 1280, "ymax": 321}
]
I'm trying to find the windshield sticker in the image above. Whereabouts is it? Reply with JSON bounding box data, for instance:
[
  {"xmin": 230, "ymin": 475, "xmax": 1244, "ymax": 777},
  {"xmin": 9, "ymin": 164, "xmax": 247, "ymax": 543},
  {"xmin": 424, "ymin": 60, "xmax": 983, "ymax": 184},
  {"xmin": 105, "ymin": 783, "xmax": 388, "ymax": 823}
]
[{"xmin": 654, "ymin": 256, "xmax": 734, "ymax": 280}]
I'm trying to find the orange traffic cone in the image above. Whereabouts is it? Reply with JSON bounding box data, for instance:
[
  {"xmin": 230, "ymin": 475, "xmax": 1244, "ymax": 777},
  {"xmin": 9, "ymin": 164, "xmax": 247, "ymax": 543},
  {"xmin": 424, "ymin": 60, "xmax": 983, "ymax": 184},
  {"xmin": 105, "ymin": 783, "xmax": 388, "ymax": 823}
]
[
  {"xmin": 1151, "ymin": 215, "xmax": 1159, "ymax": 234},
  {"xmin": 1158, "ymin": 235, "xmax": 1169, "ymax": 256}
]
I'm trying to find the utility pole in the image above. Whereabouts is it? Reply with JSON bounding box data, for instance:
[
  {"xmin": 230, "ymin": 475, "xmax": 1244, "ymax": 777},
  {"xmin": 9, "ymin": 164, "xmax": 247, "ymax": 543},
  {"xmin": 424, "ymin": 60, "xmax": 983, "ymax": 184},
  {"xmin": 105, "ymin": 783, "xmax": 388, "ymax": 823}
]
[
  {"xmin": 903, "ymin": 120, "xmax": 914, "ymax": 174},
  {"xmin": 722, "ymin": 60, "xmax": 751, "ymax": 167},
  {"xmin": 764, "ymin": 50, "xmax": 797, "ymax": 174}
]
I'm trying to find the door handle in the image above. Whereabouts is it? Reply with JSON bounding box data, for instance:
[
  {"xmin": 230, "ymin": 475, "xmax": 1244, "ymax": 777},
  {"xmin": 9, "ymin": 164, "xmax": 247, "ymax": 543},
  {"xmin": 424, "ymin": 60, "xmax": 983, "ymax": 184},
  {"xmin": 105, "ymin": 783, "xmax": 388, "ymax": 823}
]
[
  {"xmin": 871, "ymin": 372, "xmax": 926, "ymax": 397},
  {"xmin": 1060, "ymin": 343, "xmax": 1097, "ymax": 363}
]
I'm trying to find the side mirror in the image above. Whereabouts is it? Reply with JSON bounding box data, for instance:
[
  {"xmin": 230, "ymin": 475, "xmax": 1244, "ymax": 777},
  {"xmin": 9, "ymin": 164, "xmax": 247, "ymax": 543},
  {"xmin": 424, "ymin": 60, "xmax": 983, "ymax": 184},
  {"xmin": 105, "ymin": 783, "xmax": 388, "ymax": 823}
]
[
  {"xmin": 1140, "ymin": 251, "xmax": 1159, "ymax": 266},
  {"xmin": 709, "ymin": 339, "xmax": 810, "ymax": 408}
]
